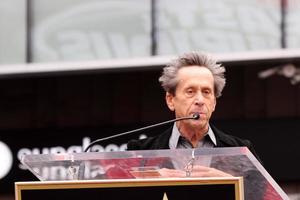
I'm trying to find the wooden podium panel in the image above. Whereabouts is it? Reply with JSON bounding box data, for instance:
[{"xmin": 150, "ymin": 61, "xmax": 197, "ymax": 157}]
[{"xmin": 15, "ymin": 177, "xmax": 244, "ymax": 200}]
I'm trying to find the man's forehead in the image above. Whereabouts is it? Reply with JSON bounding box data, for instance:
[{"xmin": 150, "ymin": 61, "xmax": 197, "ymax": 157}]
[{"xmin": 177, "ymin": 66, "xmax": 214, "ymax": 82}]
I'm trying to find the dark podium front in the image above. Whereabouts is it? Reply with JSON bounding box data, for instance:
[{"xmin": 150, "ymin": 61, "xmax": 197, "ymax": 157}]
[
  {"xmin": 16, "ymin": 147, "xmax": 289, "ymax": 200},
  {"xmin": 15, "ymin": 178, "xmax": 243, "ymax": 200}
]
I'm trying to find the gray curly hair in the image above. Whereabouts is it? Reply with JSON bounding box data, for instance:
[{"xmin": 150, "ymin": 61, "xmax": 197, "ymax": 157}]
[{"xmin": 159, "ymin": 52, "xmax": 226, "ymax": 98}]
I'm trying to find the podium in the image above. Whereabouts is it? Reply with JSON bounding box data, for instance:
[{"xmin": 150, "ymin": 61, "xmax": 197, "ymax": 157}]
[{"xmin": 15, "ymin": 147, "xmax": 289, "ymax": 200}]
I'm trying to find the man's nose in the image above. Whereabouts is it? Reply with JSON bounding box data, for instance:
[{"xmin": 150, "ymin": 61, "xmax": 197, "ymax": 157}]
[{"xmin": 194, "ymin": 92, "xmax": 204, "ymax": 105}]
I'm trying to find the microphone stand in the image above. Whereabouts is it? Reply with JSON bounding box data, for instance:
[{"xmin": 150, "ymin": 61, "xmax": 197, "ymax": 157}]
[{"xmin": 83, "ymin": 113, "xmax": 200, "ymax": 152}]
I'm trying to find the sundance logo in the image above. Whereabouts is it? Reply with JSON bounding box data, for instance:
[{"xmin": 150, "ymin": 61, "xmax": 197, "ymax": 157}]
[{"xmin": 0, "ymin": 141, "xmax": 13, "ymax": 179}]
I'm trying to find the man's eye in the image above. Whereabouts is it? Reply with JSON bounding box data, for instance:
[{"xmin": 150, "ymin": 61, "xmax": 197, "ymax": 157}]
[
  {"xmin": 186, "ymin": 89, "xmax": 194, "ymax": 96},
  {"xmin": 203, "ymin": 90, "xmax": 211, "ymax": 96}
]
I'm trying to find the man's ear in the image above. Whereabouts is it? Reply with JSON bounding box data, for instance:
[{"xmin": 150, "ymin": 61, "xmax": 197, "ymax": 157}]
[{"xmin": 165, "ymin": 92, "xmax": 175, "ymax": 111}]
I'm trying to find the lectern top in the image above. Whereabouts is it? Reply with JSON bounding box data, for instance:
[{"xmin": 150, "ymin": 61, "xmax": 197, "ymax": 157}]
[{"xmin": 21, "ymin": 147, "xmax": 289, "ymax": 200}]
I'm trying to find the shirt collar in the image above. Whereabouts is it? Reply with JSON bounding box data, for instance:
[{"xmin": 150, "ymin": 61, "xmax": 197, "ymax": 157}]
[{"xmin": 169, "ymin": 122, "xmax": 217, "ymax": 149}]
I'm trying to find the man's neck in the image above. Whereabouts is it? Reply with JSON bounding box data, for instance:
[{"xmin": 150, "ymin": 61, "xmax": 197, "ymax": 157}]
[{"xmin": 177, "ymin": 123, "xmax": 209, "ymax": 148}]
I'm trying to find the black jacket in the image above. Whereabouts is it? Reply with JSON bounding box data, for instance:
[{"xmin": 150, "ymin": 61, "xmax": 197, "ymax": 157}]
[
  {"xmin": 127, "ymin": 125, "xmax": 266, "ymax": 199},
  {"xmin": 127, "ymin": 124, "xmax": 261, "ymax": 162}
]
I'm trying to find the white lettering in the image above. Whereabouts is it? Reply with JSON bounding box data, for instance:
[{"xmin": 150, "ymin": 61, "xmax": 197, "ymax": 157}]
[
  {"xmin": 91, "ymin": 144, "xmax": 105, "ymax": 152},
  {"xmin": 50, "ymin": 146, "xmax": 66, "ymax": 154},
  {"xmin": 0, "ymin": 141, "xmax": 13, "ymax": 179},
  {"xmin": 16, "ymin": 135, "xmax": 146, "ymax": 180},
  {"xmin": 105, "ymin": 144, "xmax": 119, "ymax": 152}
]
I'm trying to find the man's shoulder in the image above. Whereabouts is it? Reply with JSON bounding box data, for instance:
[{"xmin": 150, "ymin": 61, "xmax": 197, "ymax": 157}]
[
  {"xmin": 212, "ymin": 125, "xmax": 262, "ymax": 163},
  {"xmin": 212, "ymin": 125, "xmax": 251, "ymax": 147},
  {"xmin": 127, "ymin": 127, "xmax": 172, "ymax": 151},
  {"xmin": 127, "ymin": 136, "xmax": 158, "ymax": 150}
]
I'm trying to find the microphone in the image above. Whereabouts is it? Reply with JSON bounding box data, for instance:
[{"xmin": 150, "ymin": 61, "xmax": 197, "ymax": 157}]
[{"xmin": 83, "ymin": 113, "xmax": 200, "ymax": 152}]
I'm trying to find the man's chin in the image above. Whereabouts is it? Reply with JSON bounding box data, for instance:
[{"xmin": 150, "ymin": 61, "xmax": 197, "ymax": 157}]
[{"xmin": 189, "ymin": 121, "xmax": 206, "ymax": 129}]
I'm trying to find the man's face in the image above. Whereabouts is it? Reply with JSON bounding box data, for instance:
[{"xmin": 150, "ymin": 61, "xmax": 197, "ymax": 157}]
[{"xmin": 166, "ymin": 66, "xmax": 216, "ymax": 130}]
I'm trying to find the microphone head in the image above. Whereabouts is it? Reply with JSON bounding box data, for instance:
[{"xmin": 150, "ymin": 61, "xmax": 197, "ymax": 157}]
[{"xmin": 192, "ymin": 112, "xmax": 200, "ymax": 120}]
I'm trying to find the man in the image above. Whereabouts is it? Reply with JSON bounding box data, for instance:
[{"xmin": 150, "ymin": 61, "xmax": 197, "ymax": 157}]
[
  {"xmin": 125, "ymin": 52, "xmax": 269, "ymax": 199},
  {"xmin": 127, "ymin": 51, "xmax": 259, "ymax": 160}
]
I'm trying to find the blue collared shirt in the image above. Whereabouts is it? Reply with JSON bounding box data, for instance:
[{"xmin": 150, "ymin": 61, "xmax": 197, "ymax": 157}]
[{"xmin": 169, "ymin": 123, "xmax": 217, "ymax": 149}]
